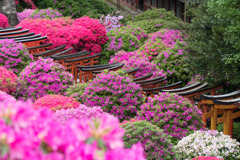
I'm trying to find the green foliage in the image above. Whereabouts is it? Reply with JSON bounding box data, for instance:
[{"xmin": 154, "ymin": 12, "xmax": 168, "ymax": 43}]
[
  {"xmin": 217, "ymin": 122, "xmax": 240, "ymax": 141},
  {"xmin": 185, "ymin": 0, "xmax": 240, "ymax": 86},
  {"xmin": 133, "ymin": 8, "xmax": 180, "ymax": 22},
  {"xmin": 128, "ymin": 18, "xmax": 186, "ymax": 34},
  {"xmin": 122, "ymin": 120, "xmax": 175, "ymax": 160},
  {"xmin": 31, "ymin": 0, "xmax": 115, "ymax": 18},
  {"xmin": 66, "ymin": 83, "xmax": 88, "ymax": 103}
]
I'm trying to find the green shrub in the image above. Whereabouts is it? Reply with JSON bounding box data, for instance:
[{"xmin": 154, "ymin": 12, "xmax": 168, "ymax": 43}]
[
  {"xmin": 100, "ymin": 25, "xmax": 148, "ymax": 64},
  {"xmin": 31, "ymin": 0, "xmax": 115, "ymax": 19},
  {"xmin": 128, "ymin": 18, "xmax": 186, "ymax": 34},
  {"xmin": 133, "ymin": 8, "xmax": 180, "ymax": 22},
  {"xmin": 66, "ymin": 83, "xmax": 89, "ymax": 103},
  {"xmin": 121, "ymin": 120, "xmax": 175, "ymax": 160}
]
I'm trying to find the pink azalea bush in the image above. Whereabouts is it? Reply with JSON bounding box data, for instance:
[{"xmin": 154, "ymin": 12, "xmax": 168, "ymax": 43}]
[
  {"xmin": 136, "ymin": 92, "xmax": 203, "ymax": 144},
  {"xmin": 53, "ymin": 104, "xmax": 106, "ymax": 125},
  {"xmin": 33, "ymin": 95, "xmax": 80, "ymax": 111},
  {"xmin": 17, "ymin": 17, "xmax": 108, "ymax": 54},
  {"xmin": 82, "ymin": 71, "xmax": 145, "ymax": 121},
  {"xmin": 109, "ymin": 50, "xmax": 166, "ymax": 78},
  {"xmin": 122, "ymin": 120, "xmax": 175, "ymax": 159},
  {"xmin": 101, "ymin": 25, "xmax": 148, "ymax": 64},
  {"xmin": 17, "ymin": 9, "xmax": 35, "ymax": 22},
  {"xmin": 193, "ymin": 157, "xmax": 224, "ymax": 160},
  {"xmin": 0, "ymin": 39, "xmax": 34, "ymax": 74},
  {"xmin": 17, "ymin": 17, "xmax": 74, "ymax": 46},
  {"xmin": 30, "ymin": 8, "xmax": 62, "ymax": 19},
  {"xmin": 0, "ymin": 67, "xmax": 17, "ymax": 94},
  {"xmin": 0, "ymin": 91, "xmax": 16, "ymax": 103},
  {"xmin": 0, "ymin": 13, "xmax": 9, "ymax": 28},
  {"xmin": 17, "ymin": 58, "xmax": 73, "ymax": 101},
  {"xmin": 0, "ymin": 100, "xmax": 146, "ymax": 159}
]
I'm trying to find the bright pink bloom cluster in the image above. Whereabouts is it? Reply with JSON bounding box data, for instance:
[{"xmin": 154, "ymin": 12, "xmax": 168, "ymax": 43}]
[
  {"xmin": 0, "ymin": 67, "xmax": 17, "ymax": 94},
  {"xmin": 33, "ymin": 95, "xmax": 80, "ymax": 111},
  {"xmin": 17, "ymin": 58, "xmax": 73, "ymax": 101},
  {"xmin": 120, "ymin": 119, "xmax": 142, "ymax": 125},
  {"xmin": 17, "ymin": 9, "xmax": 35, "ymax": 22},
  {"xmin": 136, "ymin": 92, "xmax": 203, "ymax": 144},
  {"xmin": 17, "ymin": 17, "xmax": 108, "ymax": 54},
  {"xmin": 193, "ymin": 157, "xmax": 224, "ymax": 160},
  {"xmin": 0, "ymin": 91, "xmax": 16, "ymax": 103},
  {"xmin": 110, "ymin": 50, "xmax": 166, "ymax": 78},
  {"xmin": 0, "ymin": 13, "xmax": 9, "ymax": 28},
  {"xmin": 0, "ymin": 100, "xmax": 146, "ymax": 160},
  {"xmin": 17, "ymin": 17, "xmax": 74, "ymax": 46},
  {"xmin": 0, "ymin": 39, "xmax": 33, "ymax": 74},
  {"xmin": 53, "ymin": 104, "xmax": 106, "ymax": 125},
  {"xmin": 82, "ymin": 71, "xmax": 145, "ymax": 121}
]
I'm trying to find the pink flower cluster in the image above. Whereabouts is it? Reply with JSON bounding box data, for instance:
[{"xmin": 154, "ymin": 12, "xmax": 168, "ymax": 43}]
[
  {"xmin": 82, "ymin": 71, "xmax": 145, "ymax": 121},
  {"xmin": 193, "ymin": 156, "xmax": 224, "ymax": 160},
  {"xmin": 110, "ymin": 50, "xmax": 166, "ymax": 78},
  {"xmin": 53, "ymin": 104, "xmax": 106, "ymax": 125},
  {"xmin": 17, "ymin": 9, "xmax": 35, "ymax": 22},
  {"xmin": 0, "ymin": 91, "xmax": 16, "ymax": 103},
  {"xmin": 17, "ymin": 17, "xmax": 108, "ymax": 54},
  {"xmin": 136, "ymin": 92, "xmax": 203, "ymax": 144},
  {"xmin": 0, "ymin": 67, "xmax": 17, "ymax": 94},
  {"xmin": 30, "ymin": 8, "xmax": 62, "ymax": 19},
  {"xmin": 33, "ymin": 95, "xmax": 80, "ymax": 111},
  {"xmin": 0, "ymin": 13, "xmax": 9, "ymax": 28},
  {"xmin": 0, "ymin": 39, "xmax": 34, "ymax": 74},
  {"xmin": 99, "ymin": 14, "xmax": 124, "ymax": 33},
  {"xmin": 0, "ymin": 100, "xmax": 146, "ymax": 160},
  {"xmin": 17, "ymin": 58, "xmax": 73, "ymax": 101}
]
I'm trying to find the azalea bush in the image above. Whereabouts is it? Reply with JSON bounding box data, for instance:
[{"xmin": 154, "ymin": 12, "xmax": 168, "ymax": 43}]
[
  {"xmin": 101, "ymin": 26, "xmax": 148, "ymax": 64},
  {"xmin": 33, "ymin": 95, "xmax": 80, "ymax": 111},
  {"xmin": 0, "ymin": 39, "xmax": 34, "ymax": 75},
  {"xmin": 66, "ymin": 83, "xmax": 88, "ymax": 103},
  {"xmin": 0, "ymin": 67, "xmax": 17, "ymax": 94},
  {"xmin": 0, "ymin": 91, "xmax": 16, "ymax": 103},
  {"xmin": 175, "ymin": 130, "xmax": 240, "ymax": 160},
  {"xmin": 17, "ymin": 17, "xmax": 108, "ymax": 54},
  {"xmin": 17, "ymin": 58, "xmax": 73, "ymax": 101},
  {"xmin": 0, "ymin": 100, "xmax": 146, "ymax": 159},
  {"xmin": 122, "ymin": 120, "xmax": 175, "ymax": 159},
  {"xmin": 30, "ymin": 8, "xmax": 62, "ymax": 19},
  {"xmin": 53, "ymin": 104, "xmax": 106, "ymax": 125},
  {"xmin": 17, "ymin": 9, "xmax": 35, "ymax": 22},
  {"xmin": 0, "ymin": 13, "xmax": 10, "ymax": 28},
  {"xmin": 137, "ymin": 92, "xmax": 203, "ymax": 144},
  {"xmin": 109, "ymin": 51, "xmax": 166, "ymax": 78},
  {"xmin": 82, "ymin": 71, "xmax": 145, "ymax": 121}
]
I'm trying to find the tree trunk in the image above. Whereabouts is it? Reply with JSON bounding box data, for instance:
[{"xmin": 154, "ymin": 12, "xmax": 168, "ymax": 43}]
[{"xmin": 2, "ymin": 0, "xmax": 18, "ymax": 27}]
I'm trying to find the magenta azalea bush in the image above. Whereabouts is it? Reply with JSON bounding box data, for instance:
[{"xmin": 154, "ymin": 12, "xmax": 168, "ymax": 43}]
[
  {"xmin": 122, "ymin": 120, "xmax": 175, "ymax": 159},
  {"xmin": 101, "ymin": 25, "xmax": 148, "ymax": 64},
  {"xmin": 30, "ymin": 8, "xmax": 62, "ymax": 19},
  {"xmin": 0, "ymin": 91, "xmax": 16, "ymax": 103},
  {"xmin": 17, "ymin": 9, "xmax": 35, "ymax": 22},
  {"xmin": 0, "ymin": 100, "xmax": 146, "ymax": 159},
  {"xmin": 82, "ymin": 71, "xmax": 145, "ymax": 121},
  {"xmin": 53, "ymin": 104, "xmax": 106, "ymax": 125},
  {"xmin": 109, "ymin": 50, "xmax": 166, "ymax": 78},
  {"xmin": 137, "ymin": 92, "xmax": 203, "ymax": 144},
  {"xmin": 0, "ymin": 39, "xmax": 34, "ymax": 74},
  {"xmin": 33, "ymin": 95, "xmax": 80, "ymax": 111},
  {"xmin": 0, "ymin": 66, "xmax": 17, "ymax": 94},
  {"xmin": 0, "ymin": 13, "xmax": 9, "ymax": 28},
  {"xmin": 17, "ymin": 58, "xmax": 73, "ymax": 101}
]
